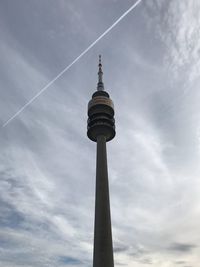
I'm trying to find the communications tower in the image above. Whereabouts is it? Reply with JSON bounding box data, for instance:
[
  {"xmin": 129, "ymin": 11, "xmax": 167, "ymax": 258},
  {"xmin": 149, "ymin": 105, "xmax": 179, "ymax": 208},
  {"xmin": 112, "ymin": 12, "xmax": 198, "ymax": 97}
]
[{"xmin": 87, "ymin": 56, "xmax": 115, "ymax": 267}]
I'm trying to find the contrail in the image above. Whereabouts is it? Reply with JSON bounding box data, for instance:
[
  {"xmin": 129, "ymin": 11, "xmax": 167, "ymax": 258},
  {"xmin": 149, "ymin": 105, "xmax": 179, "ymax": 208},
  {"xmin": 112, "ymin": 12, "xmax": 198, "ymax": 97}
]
[{"xmin": 3, "ymin": 0, "xmax": 142, "ymax": 127}]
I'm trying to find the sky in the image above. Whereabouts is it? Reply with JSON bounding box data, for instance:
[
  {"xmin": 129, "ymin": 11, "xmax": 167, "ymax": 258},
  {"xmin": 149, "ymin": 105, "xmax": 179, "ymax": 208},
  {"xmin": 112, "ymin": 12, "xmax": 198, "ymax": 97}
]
[{"xmin": 0, "ymin": 0, "xmax": 200, "ymax": 266}]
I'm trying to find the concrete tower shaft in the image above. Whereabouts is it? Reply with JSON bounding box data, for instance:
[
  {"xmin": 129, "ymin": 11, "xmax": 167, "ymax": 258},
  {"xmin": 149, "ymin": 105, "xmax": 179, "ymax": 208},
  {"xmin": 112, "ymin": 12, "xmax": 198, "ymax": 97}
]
[{"xmin": 87, "ymin": 56, "xmax": 115, "ymax": 267}]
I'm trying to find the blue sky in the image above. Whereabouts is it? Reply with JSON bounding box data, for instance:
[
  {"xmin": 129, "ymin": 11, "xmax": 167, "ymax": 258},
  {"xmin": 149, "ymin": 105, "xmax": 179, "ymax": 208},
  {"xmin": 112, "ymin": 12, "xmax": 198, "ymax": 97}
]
[{"xmin": 0, "ymin": 0, "xmax": 200, "ymax": 266}]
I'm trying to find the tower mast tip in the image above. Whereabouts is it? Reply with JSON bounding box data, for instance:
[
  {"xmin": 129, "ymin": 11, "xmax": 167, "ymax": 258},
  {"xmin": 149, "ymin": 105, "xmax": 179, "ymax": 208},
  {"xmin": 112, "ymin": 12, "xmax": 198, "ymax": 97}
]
[
  {"xmin": 97, "ymin": 55, "xmax": 104, "ymax": 91},
  {"xmin": 99, "ymin": 55, "xmax": 101, "ymax": 65}
]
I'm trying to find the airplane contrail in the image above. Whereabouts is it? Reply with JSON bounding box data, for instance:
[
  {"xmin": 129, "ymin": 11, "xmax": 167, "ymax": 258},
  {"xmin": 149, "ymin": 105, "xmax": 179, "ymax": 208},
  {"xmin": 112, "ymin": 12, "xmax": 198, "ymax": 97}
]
[{"xmin": 3, "ymin": 0, "xmax": 142, "ymax": 127}]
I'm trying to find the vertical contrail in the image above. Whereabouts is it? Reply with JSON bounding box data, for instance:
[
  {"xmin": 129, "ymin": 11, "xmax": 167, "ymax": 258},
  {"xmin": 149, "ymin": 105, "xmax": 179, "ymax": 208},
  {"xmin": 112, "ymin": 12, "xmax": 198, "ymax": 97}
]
[{"xmin": 3, "ymin": 0, "xmax": 142, "ymax": 127}]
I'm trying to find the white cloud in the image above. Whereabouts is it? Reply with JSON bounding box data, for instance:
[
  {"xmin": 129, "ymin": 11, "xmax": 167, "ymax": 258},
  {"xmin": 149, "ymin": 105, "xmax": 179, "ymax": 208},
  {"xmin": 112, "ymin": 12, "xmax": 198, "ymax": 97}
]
[
  {"xmin": 1, "ymin": 1, "xmax": 200, "ymax": 266},
  {"xmin": 144, "ymin": 0, "xmax": 200, "ymax": 82}
]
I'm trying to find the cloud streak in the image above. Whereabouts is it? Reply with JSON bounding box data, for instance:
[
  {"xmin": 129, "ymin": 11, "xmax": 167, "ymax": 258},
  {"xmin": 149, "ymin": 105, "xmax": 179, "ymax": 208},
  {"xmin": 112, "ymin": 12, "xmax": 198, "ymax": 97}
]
[
  {"xmin": 1, "ymin": 1, "xmax": 200, "ymax": 266},
  {"xmin": 144, "ymin": 0, "xmax": 200, "ymax": 82},
  {"xmin": 2, "ymin": 0, "xmax": 142, "ymax": 128}
]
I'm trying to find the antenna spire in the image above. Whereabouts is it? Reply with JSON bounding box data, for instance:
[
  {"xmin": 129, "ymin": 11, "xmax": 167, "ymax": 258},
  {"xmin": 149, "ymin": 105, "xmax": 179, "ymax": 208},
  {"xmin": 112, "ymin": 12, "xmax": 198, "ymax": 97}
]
[{"xmin": 97, "ymin": 55, "xmax": 104, "ymax": 91}]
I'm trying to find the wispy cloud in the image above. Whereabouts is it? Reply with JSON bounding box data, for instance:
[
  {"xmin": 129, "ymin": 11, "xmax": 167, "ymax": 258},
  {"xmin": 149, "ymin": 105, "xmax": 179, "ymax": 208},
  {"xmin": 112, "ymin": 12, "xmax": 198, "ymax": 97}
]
[
  {"xmin": 144, "ymin": 0, "xmax": 200, "ymax": 82},
  {"xmin": 0, "ymin": 1, "xmax": 200, "ymax": 266}
]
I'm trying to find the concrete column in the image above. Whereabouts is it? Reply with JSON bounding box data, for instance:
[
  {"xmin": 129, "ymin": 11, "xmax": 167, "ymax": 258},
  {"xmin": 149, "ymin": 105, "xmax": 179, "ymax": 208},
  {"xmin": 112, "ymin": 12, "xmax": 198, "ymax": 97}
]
[{"xmin": 93, "ymin": 135, "xmax": 114, "ymax": 267}]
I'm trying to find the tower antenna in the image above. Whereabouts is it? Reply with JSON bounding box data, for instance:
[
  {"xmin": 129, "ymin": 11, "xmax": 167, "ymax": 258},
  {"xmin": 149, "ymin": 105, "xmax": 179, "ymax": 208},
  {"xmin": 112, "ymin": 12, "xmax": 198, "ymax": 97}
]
[{"xmin": 97, "ymin": 54, "xmax": 104, "ymax": 91}]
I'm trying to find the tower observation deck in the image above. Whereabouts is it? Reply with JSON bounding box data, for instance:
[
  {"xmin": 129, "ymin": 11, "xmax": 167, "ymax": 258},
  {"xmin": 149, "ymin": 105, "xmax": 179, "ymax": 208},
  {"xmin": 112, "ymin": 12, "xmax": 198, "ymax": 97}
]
[{"xmin": 87, "ymin": 56, "xmax": 115, "ymax": 267}]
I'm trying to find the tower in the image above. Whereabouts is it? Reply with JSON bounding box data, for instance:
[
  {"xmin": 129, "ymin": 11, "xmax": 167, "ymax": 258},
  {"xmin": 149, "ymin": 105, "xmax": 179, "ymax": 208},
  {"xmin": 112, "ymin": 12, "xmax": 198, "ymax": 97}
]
[{"xmin": 87, "ymin": 56, "xmax": 115, "ymax": 267}]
